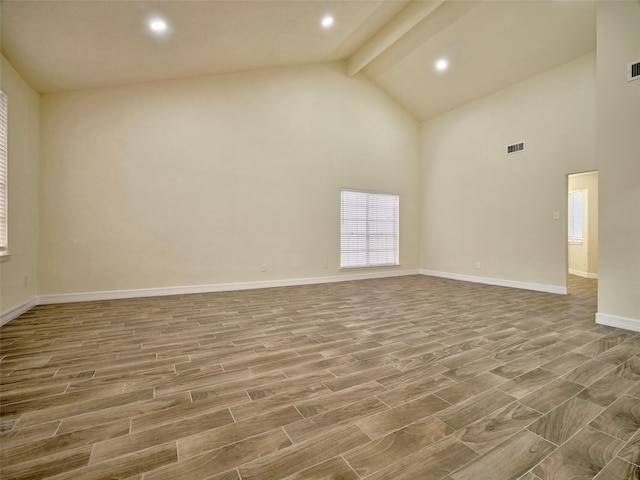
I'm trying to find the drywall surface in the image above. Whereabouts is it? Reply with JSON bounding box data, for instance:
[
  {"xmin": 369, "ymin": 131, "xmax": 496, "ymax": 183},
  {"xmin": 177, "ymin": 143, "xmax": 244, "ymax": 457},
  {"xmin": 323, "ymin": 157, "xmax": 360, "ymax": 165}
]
[
  {"xmin": 0, "ymin": 55, "xmax": 40, "ymax": 318},
  {"xmin": 596, "ymin": 1, "xmax": 640, "ymax": 326},
  {"xmin": 39, "ymin": 63, "xmax": 420, "ymax": 294},
  {"xmin": 420, "ymin": 53, "xmax": 596, "ymax": 291}
]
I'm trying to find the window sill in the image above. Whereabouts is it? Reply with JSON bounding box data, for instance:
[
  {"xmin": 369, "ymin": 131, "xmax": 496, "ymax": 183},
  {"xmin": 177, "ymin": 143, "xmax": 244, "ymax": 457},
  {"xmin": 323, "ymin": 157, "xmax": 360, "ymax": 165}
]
[
  {"xmin": 340, "ymin": 264, "xmax": 401, "ymax": 270},
  {"xmin": 0, "ymin": 251, "xmax": 12, "ymax": 261}
]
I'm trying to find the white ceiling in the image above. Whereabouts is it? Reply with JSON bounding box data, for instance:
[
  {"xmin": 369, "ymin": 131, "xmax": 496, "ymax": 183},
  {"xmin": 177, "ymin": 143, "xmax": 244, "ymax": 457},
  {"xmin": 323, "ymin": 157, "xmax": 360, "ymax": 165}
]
[{"xmin": 0, "ymin": 0, "xmax": 596, "ymax": 121}]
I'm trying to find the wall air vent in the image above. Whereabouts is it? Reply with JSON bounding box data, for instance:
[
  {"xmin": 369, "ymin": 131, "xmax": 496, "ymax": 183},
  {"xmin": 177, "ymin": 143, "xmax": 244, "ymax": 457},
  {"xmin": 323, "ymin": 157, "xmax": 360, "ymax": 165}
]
[
  {"xmin": 628, "ymin": 61, "xmax": 640, "ymax": 82},
  {"xmin": 506, "ymin": 142, "xmax": 525, "ymax": 155}
]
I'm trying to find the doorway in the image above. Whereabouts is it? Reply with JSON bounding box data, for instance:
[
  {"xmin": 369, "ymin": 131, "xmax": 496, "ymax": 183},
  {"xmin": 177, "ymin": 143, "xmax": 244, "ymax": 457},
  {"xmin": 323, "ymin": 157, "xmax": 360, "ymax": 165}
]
[{"xmin": 567, "ymin": 171, "xmax": 598, "ymax": 282}]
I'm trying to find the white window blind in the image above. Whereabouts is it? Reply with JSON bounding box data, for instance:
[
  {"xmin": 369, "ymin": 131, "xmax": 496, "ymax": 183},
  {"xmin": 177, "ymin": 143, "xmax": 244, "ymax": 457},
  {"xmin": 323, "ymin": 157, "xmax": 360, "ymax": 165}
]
[
  {"xmin": 0, "ymin": 90, "xmax": 7, "ymax": 253},
  {"xmin": 568, "ymin": 190, "xmax": 583, "ymax": 244},
  {"xmin": 340, "ymin": 189, "xmax": 399, "ymax": 268}
]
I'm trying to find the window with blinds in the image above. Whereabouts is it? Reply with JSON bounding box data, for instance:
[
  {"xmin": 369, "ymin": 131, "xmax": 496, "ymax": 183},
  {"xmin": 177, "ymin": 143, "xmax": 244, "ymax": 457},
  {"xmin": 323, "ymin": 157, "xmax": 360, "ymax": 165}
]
[
  {"xmin": 0, "ymin": 90, "xmax": 7, "ymax": 253},
  {"xmin": 340, "ymin": 189, "xmax": 399, "ymax": 268},
  {"xmin": 568, "ymin": 190, "xmax": 583, "ymax": 244}
]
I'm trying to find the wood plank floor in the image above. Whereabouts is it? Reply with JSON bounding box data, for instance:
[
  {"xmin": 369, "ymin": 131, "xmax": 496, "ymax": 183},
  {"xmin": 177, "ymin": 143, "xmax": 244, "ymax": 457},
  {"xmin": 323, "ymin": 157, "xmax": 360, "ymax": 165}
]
[{"xmin": 1, "ymin": 275, "xmax": 639, "ymax": 479}]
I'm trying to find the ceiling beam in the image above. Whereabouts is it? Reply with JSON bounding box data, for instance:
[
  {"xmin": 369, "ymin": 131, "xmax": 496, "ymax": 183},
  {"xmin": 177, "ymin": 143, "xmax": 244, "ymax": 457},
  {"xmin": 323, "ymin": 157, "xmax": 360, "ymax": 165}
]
[{"xmin": 347, "ymin": 0, "xmax": 446, "ymax": 77}]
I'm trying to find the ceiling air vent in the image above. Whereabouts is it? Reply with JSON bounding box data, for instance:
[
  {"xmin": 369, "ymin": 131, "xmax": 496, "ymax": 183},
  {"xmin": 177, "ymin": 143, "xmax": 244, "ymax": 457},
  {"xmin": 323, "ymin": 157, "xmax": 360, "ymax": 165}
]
[
  {"xmin": 506, "ymin": 142, "xmax": 525, "ymax": 155},
  {"xmin": 628, "ymin": 61, "xmax": 640, "ymax": 82}
]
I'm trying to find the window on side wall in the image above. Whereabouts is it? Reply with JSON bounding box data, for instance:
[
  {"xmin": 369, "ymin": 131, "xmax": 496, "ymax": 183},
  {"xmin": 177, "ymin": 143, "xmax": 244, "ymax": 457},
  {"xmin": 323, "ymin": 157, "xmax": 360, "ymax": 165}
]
[
  {"xmin": 0, "ymin": 90, "xmax": 7, "ymax": 254},
  {"xmin": 568, "ymin": 190, "xmax": 583, "ymax": 245},
  {"xmin": 340, "ymin": 189, "xmax": 399, "ymax": 268}
]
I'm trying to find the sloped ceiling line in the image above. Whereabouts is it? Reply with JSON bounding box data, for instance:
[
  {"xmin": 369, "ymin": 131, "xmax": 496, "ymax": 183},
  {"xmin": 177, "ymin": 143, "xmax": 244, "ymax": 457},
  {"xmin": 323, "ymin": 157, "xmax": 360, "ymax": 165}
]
[
  {"xmin": 0, "ymin": 0, "xmax": 596, "ymax": 121},
  {"xmin": 346, "ymin": 0, "xmax": 446, "ymax": 77}
]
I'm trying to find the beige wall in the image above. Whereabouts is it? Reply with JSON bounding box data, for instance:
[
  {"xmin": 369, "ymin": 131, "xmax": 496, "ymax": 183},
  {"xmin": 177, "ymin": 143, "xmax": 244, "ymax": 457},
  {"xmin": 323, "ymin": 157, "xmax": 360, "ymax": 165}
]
[
  {"xmin": 0, "ymin": 56, "xmax": 40, "ymax": 318},
  {"xmin": 568, "ymin": 171, "xmax": 598, "ymax": 278},
  {"xmin": 420, "ymin": 53, "xmax": 596, "ymax": 291},
  {"xmin": 38, "ymin": 63, "xmax": 420, "ymax": 295},
  {"xmin": 596, "ymin": 1, "xmax": 640, "ymax": 326}
]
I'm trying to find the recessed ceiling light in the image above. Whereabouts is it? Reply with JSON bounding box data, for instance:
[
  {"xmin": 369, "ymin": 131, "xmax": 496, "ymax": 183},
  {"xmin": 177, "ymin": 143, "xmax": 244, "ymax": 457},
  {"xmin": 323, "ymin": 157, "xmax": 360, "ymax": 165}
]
[
  {"xmin": 435, "ymin": 58, "xmax": 448, "ymax": 72},
  {"xmin": 149, "ymin": 18, "xmax": 168, "ymax": 33},
  {"xmin": 321, "ymin": 15, "xmax": 334, "ymax": 29}
]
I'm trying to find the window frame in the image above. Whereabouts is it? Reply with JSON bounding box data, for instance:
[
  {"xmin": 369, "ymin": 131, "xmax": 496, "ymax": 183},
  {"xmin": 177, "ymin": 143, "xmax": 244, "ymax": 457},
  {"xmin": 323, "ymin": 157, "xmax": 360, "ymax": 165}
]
[
  {"xmin": 340, "ymin": 188, "xmax": 400, "ymax": 269},
  {"xmin": 0, "ymin": 89, "xmax": 7, "ymax": 255}
]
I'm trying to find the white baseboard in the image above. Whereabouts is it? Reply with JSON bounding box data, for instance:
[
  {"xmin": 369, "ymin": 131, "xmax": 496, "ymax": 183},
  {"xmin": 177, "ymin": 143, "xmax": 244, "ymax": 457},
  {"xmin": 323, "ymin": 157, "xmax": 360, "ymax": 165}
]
[
  {"xmin": 3, "ymin": 270, "xmax": 419, "ymax": 324},
  {"xmin": 1, "ymin": 297, "xmax": 39, "ymax": 326},
  {"xmin": 37, "ymin": 269, "xmax": 421, "ymax": 306},
  {"xmin": 568, "ymin": 269, "xmax": 598, "ymax": 279},
  {"xmin": 596, "ymin": 312, "xmax": 640, "ymax": 333},
  {"xmin": 420, "ymin": 269, "xmax": 567, "ymax": 295},
  {"xmin": 5, "ymin": 273, "xmax": 638, "ymax": 337}
]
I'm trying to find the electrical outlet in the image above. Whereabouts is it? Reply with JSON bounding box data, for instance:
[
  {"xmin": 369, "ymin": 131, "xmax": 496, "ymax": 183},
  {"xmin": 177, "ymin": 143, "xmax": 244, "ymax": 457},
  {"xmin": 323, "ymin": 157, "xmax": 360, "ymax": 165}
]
[
  {"xmin": 24, "ymin": 275, "xmax": 29, "ymax": 286},
  {"xmin": 261, "ymin": 264, "xmax": 267, "ymax": 272},
  {"xmin": 475, "ymin": 261, "xmax": 481, "ymax": 269},
  {"xmin": 323, "ymin": 261, "xmax": 328, "ymax": 269}
]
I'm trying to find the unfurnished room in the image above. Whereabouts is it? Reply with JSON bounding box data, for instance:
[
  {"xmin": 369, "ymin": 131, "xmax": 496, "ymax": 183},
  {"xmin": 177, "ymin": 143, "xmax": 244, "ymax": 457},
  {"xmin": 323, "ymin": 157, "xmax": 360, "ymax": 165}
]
[{"xmin": 0, "ymin": 1, "xmax": 639, "ymax": 479}]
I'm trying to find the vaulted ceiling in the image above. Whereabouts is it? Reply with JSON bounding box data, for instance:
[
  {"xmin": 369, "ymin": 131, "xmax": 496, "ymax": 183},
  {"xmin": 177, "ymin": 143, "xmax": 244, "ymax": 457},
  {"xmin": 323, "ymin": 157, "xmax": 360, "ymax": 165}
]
[{"xmin": 0, "ymin": 0, "xmax": 596, "ymax": 121}]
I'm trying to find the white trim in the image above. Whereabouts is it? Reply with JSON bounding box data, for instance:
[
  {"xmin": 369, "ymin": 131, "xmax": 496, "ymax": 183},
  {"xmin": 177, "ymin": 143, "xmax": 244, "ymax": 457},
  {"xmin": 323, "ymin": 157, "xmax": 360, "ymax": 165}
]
[
  {"xmin": 568, "ymin": 269, "xmax": 598, "ymax": 280},
  {"xmin": 596, "ymin": 312, "xmax": 640, "ymax": 333},
  {"xmin": 2, "ymin": 270, "xmax": 418, "ymax": 324},
  {"xmin": 1, "ymin": 297, "xmax": 38, "ymax": 326},
  {"xmin": 3, "ymin": 269, "xmax": 571, "ymax": 325},
  {"xmin": 420, "ymin": 269, "xmax": 567, "ymax": 295},
  {"xmin": 37, "ymin": 269, "xmax": 421, "ymax": 306},
  {"xmin": 568, "ymin": 170, "xmax": 598, "ymax": 179}
]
